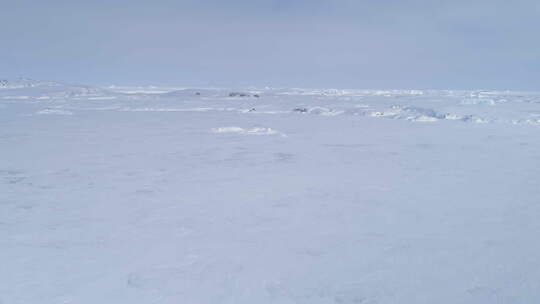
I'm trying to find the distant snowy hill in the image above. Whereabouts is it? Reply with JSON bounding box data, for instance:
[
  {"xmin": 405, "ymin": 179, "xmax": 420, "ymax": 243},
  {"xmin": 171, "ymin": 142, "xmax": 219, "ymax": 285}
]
[
  {"xmin": 2, "ymin": 79, "xmax": 540, "ymax": 125},
  {"xmin": 162, "ymin": 88, "xmax": 262, "ymax": 99},
  {"xmin": 0, "ymin": 78, "xmax": 111, "ymax": 100},
  {"xmin": 0, "ymin": 77, "xmax": 61, "ymax": 89}
]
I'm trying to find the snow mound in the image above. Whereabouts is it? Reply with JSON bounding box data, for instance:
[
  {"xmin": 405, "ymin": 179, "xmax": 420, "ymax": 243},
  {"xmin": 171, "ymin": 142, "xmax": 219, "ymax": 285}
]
[
  {"xmin": 120, "ymin": 107, "xmax": 214, "ymax": 112},
  {"xmin": 461, "ymin": 98, "xmax": 496, "ymax": 105},
  {"xmin": 292, "ymin": 107, "xmax": 344, "ymax": 116},
  {"xmin": 161, "ymin": 88, "xmax": 223, "ymax": 98},
  {"xmin": 369, "ymin": 106, "xmax": 445, "ymax": 122},
  {"xmin": 212, "ymin": 127, "xmax": 282, "ymax": 136},
  {"xmin": 36, "ymin": 109, "xmax": 74, "ymax": 115}
]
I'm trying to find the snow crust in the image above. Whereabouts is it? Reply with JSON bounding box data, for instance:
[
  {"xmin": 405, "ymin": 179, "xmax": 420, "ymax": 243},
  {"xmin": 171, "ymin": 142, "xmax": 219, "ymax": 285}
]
[
  {"xmin": 212, "ymin": 126, "xmax": 282, "ymax": 136},
  {"xmin": 2, "ymin": 80, "xmax": 540, "ymax": 303}
]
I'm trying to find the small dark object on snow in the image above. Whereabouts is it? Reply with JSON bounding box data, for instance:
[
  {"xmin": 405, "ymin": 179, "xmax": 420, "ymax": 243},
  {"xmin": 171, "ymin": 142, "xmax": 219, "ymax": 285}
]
[
  {"xmin": 195, "ymin": 92, "xmax": 201, "ymax": 96},
  {"xmin": 293, "ymin": 108, "xmax": 308, "ymax": 113},
  {"xmin": 229, "ymin": 92, "xmax": 250, "ymax": 97},
  {"xmin": 229, "ymin": 92, "xmax": 249, "ymax": 97},
  {"xmin": 253, "ymin": 94, "xmax": 260, "ymax": 98},
  {"xmin": 248, "ymin": 108, "xmax": 256, "ymax": 112}
]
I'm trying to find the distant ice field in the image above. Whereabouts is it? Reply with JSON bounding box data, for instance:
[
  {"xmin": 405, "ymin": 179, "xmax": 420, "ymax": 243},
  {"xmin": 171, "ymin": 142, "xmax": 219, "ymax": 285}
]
[{"xmin": 1, "ymin": 79, "xmax": 540, "ymax": 303}]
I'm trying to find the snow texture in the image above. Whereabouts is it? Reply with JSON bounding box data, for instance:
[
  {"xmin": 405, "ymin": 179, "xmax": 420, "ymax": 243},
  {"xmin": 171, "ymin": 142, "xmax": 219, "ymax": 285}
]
[{"xmin": 1, "ymin": 79, "xmax": 540, "ymax": 304}]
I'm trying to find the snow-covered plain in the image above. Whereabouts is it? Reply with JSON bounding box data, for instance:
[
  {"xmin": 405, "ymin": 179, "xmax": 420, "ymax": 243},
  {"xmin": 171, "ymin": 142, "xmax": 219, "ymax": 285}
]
[{"xmin": 1, "ymin": 79, "xmax": 540, "ymax": 303}]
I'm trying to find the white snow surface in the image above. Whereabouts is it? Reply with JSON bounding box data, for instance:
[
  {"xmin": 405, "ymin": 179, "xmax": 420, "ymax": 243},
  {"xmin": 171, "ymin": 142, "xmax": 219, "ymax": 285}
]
[{"xmin": 1, "ymin": 81, "xmax": 540, "ymax": 303}]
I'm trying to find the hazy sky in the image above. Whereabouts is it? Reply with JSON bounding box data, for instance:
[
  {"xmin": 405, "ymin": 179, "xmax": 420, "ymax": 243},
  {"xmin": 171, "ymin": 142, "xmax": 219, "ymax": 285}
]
[{"xmin": 1, "ymin": 0, "xmax": 539, "ymax": 89}]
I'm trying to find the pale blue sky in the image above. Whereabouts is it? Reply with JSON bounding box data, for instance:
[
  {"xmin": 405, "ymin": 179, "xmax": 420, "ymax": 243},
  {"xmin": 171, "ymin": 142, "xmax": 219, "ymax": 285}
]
[{"xmin": 1, "ymin": 0, "xmax": 539, "ymax": 89}]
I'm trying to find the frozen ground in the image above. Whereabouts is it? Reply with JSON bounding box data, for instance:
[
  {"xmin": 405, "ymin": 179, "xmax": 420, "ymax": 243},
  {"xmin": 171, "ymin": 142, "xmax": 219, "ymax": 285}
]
[{"xmin": 1, "ymin": 79, "xmax": 540, "ymax": 303}]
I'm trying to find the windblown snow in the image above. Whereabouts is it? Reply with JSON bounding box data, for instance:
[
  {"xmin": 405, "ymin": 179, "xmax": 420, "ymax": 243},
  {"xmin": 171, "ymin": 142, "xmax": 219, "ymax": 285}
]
[{"xmin": 1, "ymin": 79, "xmax": 540, "ymax": 304}]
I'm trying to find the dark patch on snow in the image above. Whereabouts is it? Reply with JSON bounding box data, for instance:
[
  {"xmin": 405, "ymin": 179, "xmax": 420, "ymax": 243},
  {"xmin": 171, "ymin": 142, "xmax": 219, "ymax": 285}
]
[{"xmin": 293, "ymin": 108, "xmax": 308, "ymax": 113}]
